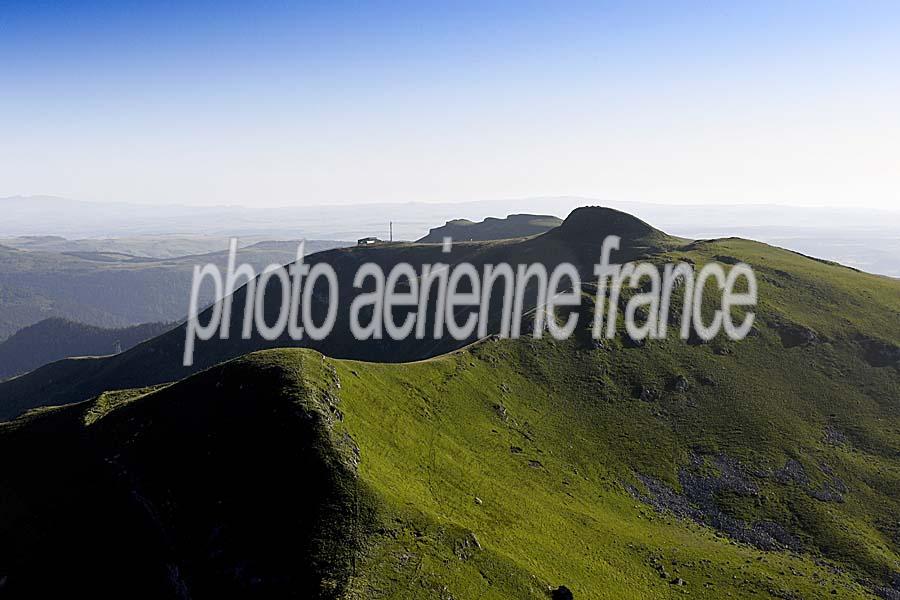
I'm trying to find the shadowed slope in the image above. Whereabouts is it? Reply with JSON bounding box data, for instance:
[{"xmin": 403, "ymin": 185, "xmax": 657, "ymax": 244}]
[{"xmin": 0, "ymin": 352, "xmax": 370, "ymax": 599}]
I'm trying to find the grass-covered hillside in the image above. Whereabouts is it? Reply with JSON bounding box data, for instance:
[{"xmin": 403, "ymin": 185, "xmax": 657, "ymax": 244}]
[
  {"xmin": 1, "ymin": 207, "xmax": 898, "ymax": 598},
  {"xmin": 1, "ymin": 329, "xmax": 897, "ymax": 599}
]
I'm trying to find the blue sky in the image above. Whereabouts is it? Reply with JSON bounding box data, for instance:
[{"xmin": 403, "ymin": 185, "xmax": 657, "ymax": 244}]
[{"xmin": 1, "ymin": 1, "xmax": 898, "ymax": 208}]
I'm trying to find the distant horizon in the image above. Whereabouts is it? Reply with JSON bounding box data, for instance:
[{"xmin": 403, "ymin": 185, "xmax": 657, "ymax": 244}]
[
  {"xmin": 1, "ymin": 193, "xmax": 898, "ymax": 277},
  {"xmin": 4, "ymin": 193, "xmax": 900, "ymax": 215}
]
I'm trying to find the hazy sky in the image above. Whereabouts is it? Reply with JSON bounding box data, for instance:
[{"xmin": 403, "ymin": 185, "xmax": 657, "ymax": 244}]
[{"xmin": 2, "ymin": 1, "xmax": 899, "ymax": 209}]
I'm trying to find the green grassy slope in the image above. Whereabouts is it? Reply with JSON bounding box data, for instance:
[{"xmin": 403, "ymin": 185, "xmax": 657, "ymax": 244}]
[
  {"xmin": 331, "ymin": 331, "xmax": 897, "ymax": 599},
  {"xmin": 3, "ymin": 326, "xmax": 896, "ymax": 598},
  {"xmin": 1, "ymin": 207, "xmax": 899, "ymax": 597},
  {"xmin": 325, "ymin": 236, "xmax": 900, "ymax": 596},
  {"xmin": 2, "ymin": 226, "xmax": 899, "ymax": 597}
]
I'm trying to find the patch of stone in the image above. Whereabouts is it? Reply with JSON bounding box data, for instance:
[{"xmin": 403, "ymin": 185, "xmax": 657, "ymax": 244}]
[
  {"xmin": 762, "ymin": 274, "xmax": 786, "ymax": 289},
  {"xmin": 874, "ymin": 586, "xmax": 900, "ymax": 600},
  {"xmin": 339, "ymin": 432, "xmax": 361, "ymax": 470},
  {"xmin": 671, "ymin": 375, "xmax": 690, "ymax": 393},
  {"xmin": 623, "ymin": 334, "xmax": 646, "ymax": 349},
  {"xmin": 676, "ymin": 454, "xmax": 761, "ymax": 509},
  {"xmin": 647, "ymin": 554, "xmax": 671, "ymax": 580},
  {"xmin": 774, "ymin": 459, "xmax": 810, "ymax": 486},
  {"xmin": 823, "ymin": 425, "xmax": 848, "ymax": 446},
  {"xmin": 714, "ymin": 255, "xmax": 740, "ymax": 265},
  {"xmin": 771, "ymin": 458, "xmax": 847, "ymax": 503},
  {"xmin": 686, "ymin": 328, "xmax": 708, "ymax": 346},
  {"xmin": 856, "ymin": 335, "xmax": 900, "ymax": 368},
  {"xmin": 454, "ymin": 532, "xmax": 481, "ymax": 560},
  {"xmin": 637, "ymin": 386, "xmax": 660, "ymax": 402},
  {"xmin": 774, "ymin": 321, "xmax": 820, "ymax": 348},
  {"xmin": 808, "ymin": 464, "xmax": 848, "ymax": 503},
  {"xmin": 627, "ymin": 453, "xmax": 802, "ymax": 552},
  {"xmin": 713, "ymin": 343, "xmax": 733, "ymax": 356}
]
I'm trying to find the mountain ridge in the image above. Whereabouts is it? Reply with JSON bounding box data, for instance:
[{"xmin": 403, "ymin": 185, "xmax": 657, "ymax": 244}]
[
  {"xmin": 417, "ymin": 213, "xmax": 563, "ymax": 243},
  {"xmin": 2, "ymin": 206, "xmax": 898, "ymax": 422},
  {"xmin": 1, "ymin": 206, "xmax": 899, "ymax": 598},
  {"xmin": 0, "ymin": 206, "xmax": 685, "ymax": 419}
]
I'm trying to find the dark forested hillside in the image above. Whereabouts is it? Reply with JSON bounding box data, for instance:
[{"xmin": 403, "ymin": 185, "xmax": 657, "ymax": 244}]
[{"xmin": 0, "ymin": 318, "xmax": 173, "ymax": 381}]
